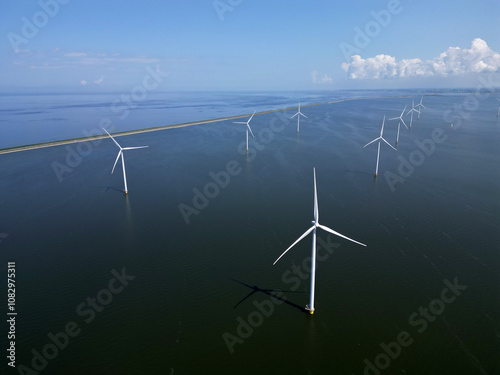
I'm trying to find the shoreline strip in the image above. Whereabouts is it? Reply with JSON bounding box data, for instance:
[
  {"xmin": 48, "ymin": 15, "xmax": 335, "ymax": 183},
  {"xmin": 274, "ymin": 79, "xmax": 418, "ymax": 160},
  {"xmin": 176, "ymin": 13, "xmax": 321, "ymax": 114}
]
[{"xmin": 0, "ymin": 95, "xmax": 413, "ymax": 155}]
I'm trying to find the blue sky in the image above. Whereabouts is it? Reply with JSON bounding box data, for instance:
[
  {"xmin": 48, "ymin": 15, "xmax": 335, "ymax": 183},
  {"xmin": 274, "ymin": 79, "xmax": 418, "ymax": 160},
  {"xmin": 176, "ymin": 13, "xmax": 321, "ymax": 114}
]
[{"xmin": 0, "ymin": 0, "xmax": 499, "ymax": 91}]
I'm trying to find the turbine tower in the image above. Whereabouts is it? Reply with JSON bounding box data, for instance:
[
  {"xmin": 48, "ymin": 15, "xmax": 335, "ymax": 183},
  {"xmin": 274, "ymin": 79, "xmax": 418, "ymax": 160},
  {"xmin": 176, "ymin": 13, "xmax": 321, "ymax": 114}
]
[{"xmin": 273, "ymin": 168, "xmax": 366, "ymax": 315}]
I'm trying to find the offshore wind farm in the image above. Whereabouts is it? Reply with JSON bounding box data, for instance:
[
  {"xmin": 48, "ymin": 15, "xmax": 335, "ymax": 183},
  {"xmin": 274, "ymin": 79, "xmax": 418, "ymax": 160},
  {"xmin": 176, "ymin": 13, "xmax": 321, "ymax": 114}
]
[
  {"xmin": 1, "ymin": 90, "xmax": 499, "ymax": 374},
  {"xmin": 1, "ymin": 1, "xmax": 500, "ymax": 374}
]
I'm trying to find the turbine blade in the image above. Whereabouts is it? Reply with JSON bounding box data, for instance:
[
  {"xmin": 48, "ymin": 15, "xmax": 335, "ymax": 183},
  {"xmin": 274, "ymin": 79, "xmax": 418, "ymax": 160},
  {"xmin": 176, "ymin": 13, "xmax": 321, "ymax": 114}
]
[
  {"xmin": 317, "ymin": 224, "xmax": 366, "ymax": 247},
  {"xmin": 380, "ymin": 116, "xmax": 386, "ymax": 137},
  {"xmin": 300, "ymin": 112, "xmax": 308, "ymax": 118},
  {"xmin": 291, "ymin": 112, "xmax": 299, "ymax": 118},
  {"xmin": 248, "ymin": 111, "xmax": 256, "ymax": 124},
  {"xmin": 388, "ymin": 117, "xmax": 399, "ymax": 121},
  {"xmin": 247, "ymin": 124, "xmax": 255, "ymax": 138},
  {"xmin": 400, "ymin": 118, "xmax": 408, "ymax": 129},
  {"xmin": 103, "ymin": 128, "xmax": 122, "ymax": 149},
  {"xmin": 111, "ymin": 151, "xmax": 122, "ymax": 174},
  {"xmin": 273, "ymin": 226, "xmax": 315, "ymax": 265},
  {"xmin": 234, "ymin": 121, "xmax": 247, "ymax": 124},
  {"xmin": 122, "ymin": 146, "xmax": 149, "ymax": 150},
  {"xmin": 400, "ymin": 105, "xmax": 407, "ymax": 118},
  {"xmin": 229, "ymin": 278, "xmax": 253, "ymax": 289},
  {"xmin": 363, "ymin": 137, "xmax": 380, "ymax": 148},
  {"xmin": 381, "ymin": 137, "xmax": 397, "ymax": 150},
  {"xmin": 313, "ymin": 168, "xmax": 318, "ymax": 223},
  {"xmin": 233, "ymin": 291, "xmax": 257, "ymax": 309}
]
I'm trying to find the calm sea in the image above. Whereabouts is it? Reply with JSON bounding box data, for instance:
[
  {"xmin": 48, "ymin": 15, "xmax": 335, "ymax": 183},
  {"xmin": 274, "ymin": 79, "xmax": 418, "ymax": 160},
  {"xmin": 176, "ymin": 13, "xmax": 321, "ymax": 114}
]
[{"xmin": 0, "ymin": 90, "xmax": 499, "ymax": 374}]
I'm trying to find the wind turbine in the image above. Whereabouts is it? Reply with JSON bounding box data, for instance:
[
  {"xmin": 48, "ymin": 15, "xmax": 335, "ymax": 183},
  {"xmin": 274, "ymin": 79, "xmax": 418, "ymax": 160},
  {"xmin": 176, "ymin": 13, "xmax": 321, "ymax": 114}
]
[
  {"xmin": 233, "ymin": 111, "xmax": 256, "ymax": 152},
  {"xmin": 389, "ymin": 105, "xmax": 408, "ymax": 146},
  {"xmin": 389, "ymin": 105, "xmax": 408, "ymax": 130},
  {"xmin": 363, "ymin": 116, "xmax": 397, "ymax": 177},
  {"xmin": 291, "ymin": 102, "xmax": 308, "ymax": 133},
  {"xmin": 103, "ymin": 128, "xmax": 148, "ymax": 195},
  {"xmin": 416, "ymin": 96, "xmax": 426, "ymax": 119},
  {"xmin": 406, "ymin": 99, "xmax": 420, "ymax": 129},
  {"xmin": 273, "ymin": 168, "xmax": 366, "ymax": 315}
]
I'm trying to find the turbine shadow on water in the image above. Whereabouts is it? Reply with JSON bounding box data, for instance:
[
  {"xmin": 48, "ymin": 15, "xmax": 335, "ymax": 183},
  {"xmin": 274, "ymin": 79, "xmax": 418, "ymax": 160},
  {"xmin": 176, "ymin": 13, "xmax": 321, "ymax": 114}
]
[
  {"xmin": 230, "ymin": 278, "xmax": 307, "ymax": 313},
  {"xmin": 103, "ymin": 186, "xmax": 129, "ymax": 195}
]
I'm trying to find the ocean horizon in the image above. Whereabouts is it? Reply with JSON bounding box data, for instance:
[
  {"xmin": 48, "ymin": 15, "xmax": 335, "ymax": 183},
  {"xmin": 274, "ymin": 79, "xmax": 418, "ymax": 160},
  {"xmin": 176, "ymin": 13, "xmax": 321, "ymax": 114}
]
[{"xmin": 0, "ymin": 89, "xmax": 476, "ymax": 149}]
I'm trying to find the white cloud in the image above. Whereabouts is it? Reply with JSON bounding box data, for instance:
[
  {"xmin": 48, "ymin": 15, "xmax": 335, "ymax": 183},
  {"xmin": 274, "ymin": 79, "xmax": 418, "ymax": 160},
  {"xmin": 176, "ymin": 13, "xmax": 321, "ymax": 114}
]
[
  {"xmin": 80, "ymin": 80, "xmax": 88, "ymax": 85},
  {"xmin": 311, "ymin": 70, "xmax": 333, "ymax": 84},
  {"xmin": 13, "ymin": 49, "xmax": 164, "ymax": 69},
  {"xmin": 342, "ymin": 38, "xmax": 500, "ymax": 79},
  {"xmin": 65, "ymin": 52, "xmax": 87, "ymax": 57},
  {"xmin": 94, "ymin": 76, "xmax": 104, "ymax": 84}
]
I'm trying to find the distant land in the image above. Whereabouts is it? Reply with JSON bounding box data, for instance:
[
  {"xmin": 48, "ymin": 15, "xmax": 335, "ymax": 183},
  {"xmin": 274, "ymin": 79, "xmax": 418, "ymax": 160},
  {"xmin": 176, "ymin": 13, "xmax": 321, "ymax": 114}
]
[{"xmin": 0, "ymin": 94, "xmax": 418, "ymax": 154}]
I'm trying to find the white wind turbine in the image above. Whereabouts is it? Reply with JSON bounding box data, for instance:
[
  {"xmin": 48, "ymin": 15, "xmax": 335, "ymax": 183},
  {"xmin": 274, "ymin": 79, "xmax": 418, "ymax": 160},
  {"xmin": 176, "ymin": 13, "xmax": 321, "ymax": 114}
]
[
  {"xmin": 406, "ymin": 99, "xmax": 420, "ymax": 129},
  {"xmin": 388, "ymin": 105, "xmax": 408, "ymax": 146},
  {"xmin": 234, "ymin": 111, "xmax": 256, "ymax": 152},
  {"xmin": 273, "ymin": 168, "xmax": 366, "ymax": 315},
  {"xmin": 364, "ymin": 116, "xmax": 397, "ymax": 176},
  {"xmin": 291, "ymin": 102, "xmax": 308, "ymax": 133},
  {"xmin": 103, "ymin": 128, "xmax": 148, "ymax": 195},
  {"xmin": 389, "ymin": 105, "xmax": 408, "ymax": 129},
  {"xmin": 416, "ymin": 96, "xmax": 426, "ymax": 119}
]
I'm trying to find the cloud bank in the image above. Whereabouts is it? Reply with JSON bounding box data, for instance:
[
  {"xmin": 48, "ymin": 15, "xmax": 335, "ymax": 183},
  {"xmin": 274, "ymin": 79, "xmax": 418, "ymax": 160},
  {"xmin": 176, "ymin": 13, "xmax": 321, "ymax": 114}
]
[{"xmin": 342, "ymin": 38, "xmax": 500, "ymax": 79}]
